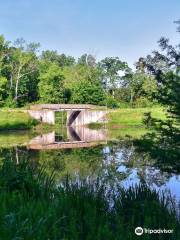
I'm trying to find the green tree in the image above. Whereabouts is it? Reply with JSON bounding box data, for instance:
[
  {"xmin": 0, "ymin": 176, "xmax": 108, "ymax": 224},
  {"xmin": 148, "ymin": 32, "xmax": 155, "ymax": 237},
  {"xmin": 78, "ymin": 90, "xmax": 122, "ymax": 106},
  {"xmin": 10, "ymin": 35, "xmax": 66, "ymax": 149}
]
[
  {"xmin": 72, "ymin": 80, "xmax": 105, "ymax": 104},
  {"xmin": 123, "ymin": 72, "xmax": 157, "ymax": 106},
  {"xmin": 136, "ymin": 21, "xmax": 180, "ymax": 163},
  {"xmin": 0, "ymin": 76, "xmax": 8, "ymax": 105},
  {"xmin": 63, "ymin": 64, "xmax": 105, "ymax": 104},
  {"xmin": 78, "ymin": 54, "xmax": 96, "ymax": 67},
  {"xmin": 99, "ymin": 57, "xmax": 129, "ymax": 97},
  {"xmin": 38, "ymin": 63, "xmax": 65, "ymax": 103},
  {"xmin": 3, "ymin": 38, "xmax": 40, "ymax": 106},
  {"xmin": 41, "ymin": 50, "xmax": 75, "ymax": 67},
  {"xmin": 0, "ymin": 36, "xmax": 9, "ymax": 105}
]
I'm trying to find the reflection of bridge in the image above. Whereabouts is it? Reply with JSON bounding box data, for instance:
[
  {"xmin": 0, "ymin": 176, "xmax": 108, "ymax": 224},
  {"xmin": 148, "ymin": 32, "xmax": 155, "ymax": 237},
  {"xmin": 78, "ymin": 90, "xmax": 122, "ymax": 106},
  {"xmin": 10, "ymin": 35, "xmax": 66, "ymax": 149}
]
[
  {"xmin": 28, "ymin": 126, "xmax": 107, "ymax": 150},
  {"xmin": 28, "ymin": 104, "xmax": 107, "ymax": 126}
]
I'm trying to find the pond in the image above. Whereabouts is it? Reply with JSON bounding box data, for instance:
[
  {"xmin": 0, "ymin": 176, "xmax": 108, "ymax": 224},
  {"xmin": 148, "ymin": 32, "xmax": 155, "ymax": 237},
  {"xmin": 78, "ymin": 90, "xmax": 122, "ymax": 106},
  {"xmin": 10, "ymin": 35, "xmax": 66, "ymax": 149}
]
[{"xmin": 0, "ymin": 125, "xmax": 180, "ymax": 203}]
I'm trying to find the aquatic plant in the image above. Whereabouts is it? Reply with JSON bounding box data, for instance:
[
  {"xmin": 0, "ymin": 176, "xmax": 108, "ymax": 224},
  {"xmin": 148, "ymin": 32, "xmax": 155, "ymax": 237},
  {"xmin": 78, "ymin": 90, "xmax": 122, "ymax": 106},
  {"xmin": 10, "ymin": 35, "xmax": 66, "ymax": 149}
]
[{"xmin": 0, "ymin": 160, "xmax": 179, "ymax": 239}]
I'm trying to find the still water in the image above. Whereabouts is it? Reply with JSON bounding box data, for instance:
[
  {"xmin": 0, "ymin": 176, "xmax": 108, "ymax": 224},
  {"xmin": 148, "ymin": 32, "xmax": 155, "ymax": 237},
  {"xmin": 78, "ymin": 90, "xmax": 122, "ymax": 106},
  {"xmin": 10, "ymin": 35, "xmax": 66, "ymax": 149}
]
[{"xmin": 0, "ymin": 126, "xmax": 180, "ymax": 201}]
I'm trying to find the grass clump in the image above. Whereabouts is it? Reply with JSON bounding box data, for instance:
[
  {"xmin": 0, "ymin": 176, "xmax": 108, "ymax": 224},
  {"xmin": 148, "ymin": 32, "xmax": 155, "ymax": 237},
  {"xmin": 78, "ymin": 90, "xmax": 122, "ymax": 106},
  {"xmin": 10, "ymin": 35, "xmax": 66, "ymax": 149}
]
[{"xmin": 0, "ymin": 160, "xmax": 179, "ymax": 239}]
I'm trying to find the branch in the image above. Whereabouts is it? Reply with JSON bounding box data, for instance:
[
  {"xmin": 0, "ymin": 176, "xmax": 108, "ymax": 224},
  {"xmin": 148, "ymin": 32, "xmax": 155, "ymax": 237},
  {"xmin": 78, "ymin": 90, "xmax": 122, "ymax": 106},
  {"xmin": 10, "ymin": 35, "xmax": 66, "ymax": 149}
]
[{"xmin": 13, "ymin": 93, "xmax": 28, "ymax": 101}]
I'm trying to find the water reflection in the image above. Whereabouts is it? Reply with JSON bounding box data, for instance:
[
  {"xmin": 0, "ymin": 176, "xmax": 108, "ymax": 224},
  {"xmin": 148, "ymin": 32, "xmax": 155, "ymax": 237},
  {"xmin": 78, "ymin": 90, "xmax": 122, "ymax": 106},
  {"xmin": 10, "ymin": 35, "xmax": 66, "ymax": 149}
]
[
  {"xmin": 0, "ymin": 127, "xmax": 179, "ymax": 203},
  {"xmin": 28, "ymin": 126, "xmax": 107, "ymax": 149}
]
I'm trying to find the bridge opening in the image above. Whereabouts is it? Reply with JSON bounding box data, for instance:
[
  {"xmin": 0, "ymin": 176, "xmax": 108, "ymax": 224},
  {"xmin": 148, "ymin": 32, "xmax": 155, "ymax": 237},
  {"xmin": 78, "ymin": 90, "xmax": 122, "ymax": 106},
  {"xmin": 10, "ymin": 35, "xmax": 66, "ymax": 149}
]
[
  {"xmin": 55, "ymin": 111, "xmax": 67, "ymax": 126},
  {"xmin": 54, "ymin": 111, "xmax": 68, "ymax": 142}
]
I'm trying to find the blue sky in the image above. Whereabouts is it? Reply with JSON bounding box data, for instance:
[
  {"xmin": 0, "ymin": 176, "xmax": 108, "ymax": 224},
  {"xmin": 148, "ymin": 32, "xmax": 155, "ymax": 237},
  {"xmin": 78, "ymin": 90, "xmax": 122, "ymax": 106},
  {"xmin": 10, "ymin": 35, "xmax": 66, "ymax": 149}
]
[{"xmin": 0, "ymin": 0, "xmax": 180, "ymax": 67}]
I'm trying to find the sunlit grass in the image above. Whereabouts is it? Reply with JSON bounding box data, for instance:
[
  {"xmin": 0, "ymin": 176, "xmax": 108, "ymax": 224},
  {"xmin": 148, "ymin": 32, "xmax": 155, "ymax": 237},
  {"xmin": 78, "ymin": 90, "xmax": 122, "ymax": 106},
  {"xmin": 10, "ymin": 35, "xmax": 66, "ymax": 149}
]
[
  {"xmin": 107, "ymin": 107, "xmax": 166, "ymax": 126},
  {"xmin": 107, "ymin": 107, "xmax": 166, "ymax": 138},
  {"xmin": 0, "ymin": 110, "xmax": 37, "ymax": 131}
]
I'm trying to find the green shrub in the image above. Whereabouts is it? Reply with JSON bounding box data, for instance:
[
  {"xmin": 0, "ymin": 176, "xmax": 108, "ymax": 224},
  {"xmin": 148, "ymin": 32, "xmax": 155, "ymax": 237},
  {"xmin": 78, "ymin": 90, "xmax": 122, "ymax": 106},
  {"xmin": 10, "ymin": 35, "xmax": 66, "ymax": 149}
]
[
  {"xmin": 134, "ymin": 97, "xmax": 154, "ymax": 108},
  {"xmin": 105, "ymin": 95, "xmax": 119, "ymax": 108}
]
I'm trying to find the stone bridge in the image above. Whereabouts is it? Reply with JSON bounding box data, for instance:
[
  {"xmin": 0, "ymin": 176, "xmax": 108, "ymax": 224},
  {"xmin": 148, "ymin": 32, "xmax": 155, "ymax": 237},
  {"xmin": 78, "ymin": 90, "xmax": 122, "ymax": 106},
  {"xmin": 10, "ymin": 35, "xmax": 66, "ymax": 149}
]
[{"xmin": 28, "ymin": 104, "xmax": 107, "ymax": 126}]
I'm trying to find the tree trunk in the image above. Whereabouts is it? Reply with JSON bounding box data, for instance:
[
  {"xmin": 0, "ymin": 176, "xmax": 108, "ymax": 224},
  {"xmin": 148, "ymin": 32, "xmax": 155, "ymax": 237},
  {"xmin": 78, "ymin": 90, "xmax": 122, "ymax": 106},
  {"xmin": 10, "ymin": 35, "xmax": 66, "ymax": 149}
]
[
  {"xmin": 15, "ymin": 77, "xmax": 19, "ymax": 101},
  {"xmin": 14, "ymin": 64, "xmax": 22, "ymax": 101},
  {"xmin": 130, "ymin": 89, "xmax": 134, "ymax": 106}
]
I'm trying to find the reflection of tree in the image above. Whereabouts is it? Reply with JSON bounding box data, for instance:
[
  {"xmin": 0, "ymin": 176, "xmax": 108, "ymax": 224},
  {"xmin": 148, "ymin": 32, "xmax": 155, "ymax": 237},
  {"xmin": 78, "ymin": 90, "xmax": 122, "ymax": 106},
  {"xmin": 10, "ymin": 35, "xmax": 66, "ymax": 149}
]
[
  {"xmin": 0, "ymin": 147, "xmax": 39, "ymax": 168},
  {"xmin": 135, "ymin": 129, "xmax": 180, "ymax": 174},
  {"xmin": 0, "ymin": 139, "xmax": 177, "ymax": 189},
  {"xmin": 38, "ymin": 147, "xmax": 104, "ymax": 181},
  {"xmin": 103, "ymin": 140, "xmax": 176, "ymax": 187},
  {"xmin": 137, "ymin": 168, "xmax": 170, "ymax": 187}
]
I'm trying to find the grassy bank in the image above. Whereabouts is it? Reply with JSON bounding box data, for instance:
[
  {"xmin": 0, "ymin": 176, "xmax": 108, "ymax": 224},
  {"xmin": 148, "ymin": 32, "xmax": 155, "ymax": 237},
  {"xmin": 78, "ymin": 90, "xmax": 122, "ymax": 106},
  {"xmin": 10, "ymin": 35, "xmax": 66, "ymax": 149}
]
[
  {"xmin": 0, "ymin": 160, "xmax": 179, "ymax": 240},
  {"xmin": 108, "ymin": 107, "xmax": 166, "ymax": 126},
  {"xmin": 89, "ymin": 107, "xmax": 166, "ymax": 139},
  {"xmin": 107, "ymin": 107, "xmax": 166, "ymax": 139},
  {"xmin": 0, "ymin": 109, "xmax": 38, "ymax": 131}
]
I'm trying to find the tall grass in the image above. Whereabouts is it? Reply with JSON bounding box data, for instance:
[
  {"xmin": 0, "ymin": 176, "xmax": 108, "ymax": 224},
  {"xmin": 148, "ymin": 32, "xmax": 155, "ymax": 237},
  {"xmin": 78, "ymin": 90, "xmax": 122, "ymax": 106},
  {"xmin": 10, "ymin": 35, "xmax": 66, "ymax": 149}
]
[{"xmin": 0, "ymin": 160, "xmax": 179, "ymax": 239}]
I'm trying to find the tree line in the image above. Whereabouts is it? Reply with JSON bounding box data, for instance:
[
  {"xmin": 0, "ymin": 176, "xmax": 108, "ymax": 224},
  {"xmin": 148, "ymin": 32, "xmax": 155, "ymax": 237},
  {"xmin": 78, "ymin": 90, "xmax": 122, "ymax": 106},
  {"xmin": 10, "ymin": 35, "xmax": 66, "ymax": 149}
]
[{"xmin": 0, "ymin": 35, "xmax": 157, "ymax": 108}]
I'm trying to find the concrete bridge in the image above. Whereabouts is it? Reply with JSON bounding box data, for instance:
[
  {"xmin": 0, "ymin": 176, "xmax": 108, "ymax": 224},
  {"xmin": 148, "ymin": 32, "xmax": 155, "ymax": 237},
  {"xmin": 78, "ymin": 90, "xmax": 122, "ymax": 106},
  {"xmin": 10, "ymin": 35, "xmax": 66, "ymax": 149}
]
[
  {"xmin": 28, "ymin": 104, "xmax": 107, "ymax": 126},
  {"xmin": 28, "ymin": 126, "xmax": 107, "ymax": 150}
]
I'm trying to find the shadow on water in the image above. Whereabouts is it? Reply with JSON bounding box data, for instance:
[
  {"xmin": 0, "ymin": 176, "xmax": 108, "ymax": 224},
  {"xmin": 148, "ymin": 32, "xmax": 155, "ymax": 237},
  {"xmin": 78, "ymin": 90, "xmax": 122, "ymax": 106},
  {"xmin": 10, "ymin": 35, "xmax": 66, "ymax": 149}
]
[{"xmin": 134, "ymin": 129, "xmax": 180, "ymax": 174}]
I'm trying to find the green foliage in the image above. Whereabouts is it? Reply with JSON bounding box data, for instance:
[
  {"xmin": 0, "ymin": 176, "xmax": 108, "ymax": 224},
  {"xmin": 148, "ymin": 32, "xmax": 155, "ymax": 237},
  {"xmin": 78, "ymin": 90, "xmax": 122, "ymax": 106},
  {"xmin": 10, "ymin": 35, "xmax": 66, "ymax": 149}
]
[
  {"xmin": 134, "ymin": 96, "xmax": 154, "ymax": 108},
  {"xmin": 63, "ymin": 64, "xmax": 106, "ymax": 104},
  {"xmin": 78, "ymin": 54, "xmax": 96, "ymax": 67},
  {"xmin": 3, "ymin": 96, "xmax": 16, "ymax": 108},
  {"xmin": 0, "ymin": 76, "xmax": 8, "ymax": 106},
  {"xmin": 72, "ymin": 80, "xmax": 105, "ymax": 104},
  {"xmin": 122, "ymin": 72, "xmax": 158, "ymax": 106},
  {"xmin": 99, "ymin": 57, "xmax": 129, "ymax": 96},
  {"xmin": 0, "ymin": 37, "xmax": 40, "ymax": 107},
  {"xmin": 41, "ymin": 50, "xmax": 75, "ymax": 67},
  {"xmin": 0, "ymin": 34, "xmax": 161, "ymax": 107},
  {"xmin": 136, "ymin": 24, "xmax": 180, "ymax": 164},
  {"xmin": 105, "ymin": 95, "xmax": 119, "ymax": 108},
  {"xmin": 38, "ymin": 63, "xmax": 65, "ymax": 103}
]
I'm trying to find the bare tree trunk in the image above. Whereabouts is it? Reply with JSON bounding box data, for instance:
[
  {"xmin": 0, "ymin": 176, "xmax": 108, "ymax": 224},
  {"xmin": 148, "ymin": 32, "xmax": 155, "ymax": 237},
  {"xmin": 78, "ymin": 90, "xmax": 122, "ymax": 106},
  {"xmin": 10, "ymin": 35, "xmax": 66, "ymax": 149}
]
[
  {"xmin": 14, "ymin": 65, "xmax": 22, "ymax": 101},
  {"xmin": 10, "ymin": 73, "xmax": 13, "ymax": 89},
  {"xmin": 15, "ymin": 77, "xmax": 19, "ymax": 101}
]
